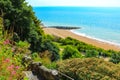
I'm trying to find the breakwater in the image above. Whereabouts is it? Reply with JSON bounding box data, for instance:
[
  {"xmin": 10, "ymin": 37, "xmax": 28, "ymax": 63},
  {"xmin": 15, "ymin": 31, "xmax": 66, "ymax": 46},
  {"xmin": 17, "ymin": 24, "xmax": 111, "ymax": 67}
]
[{"xmin": 47, "ymin": 26, "xmax": 81, "ymax": 30}]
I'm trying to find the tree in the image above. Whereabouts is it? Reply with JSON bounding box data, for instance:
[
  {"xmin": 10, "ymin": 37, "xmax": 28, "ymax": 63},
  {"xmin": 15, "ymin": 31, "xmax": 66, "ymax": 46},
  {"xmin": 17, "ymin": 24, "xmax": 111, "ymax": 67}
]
[
  {"xmin": 0, "ymin": 0, "xmax": 47, "ymax": 53},
  {"xmin": 0, "ymin": 0, "xmax": 43, "ymax": 40}
]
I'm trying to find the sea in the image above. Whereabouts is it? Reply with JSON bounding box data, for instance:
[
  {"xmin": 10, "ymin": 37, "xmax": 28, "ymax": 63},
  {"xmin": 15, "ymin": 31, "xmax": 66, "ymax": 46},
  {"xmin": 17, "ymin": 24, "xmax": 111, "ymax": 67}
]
[{"xmin": 33, "ymin": 7, "xmax": 120, "ymax": 46}]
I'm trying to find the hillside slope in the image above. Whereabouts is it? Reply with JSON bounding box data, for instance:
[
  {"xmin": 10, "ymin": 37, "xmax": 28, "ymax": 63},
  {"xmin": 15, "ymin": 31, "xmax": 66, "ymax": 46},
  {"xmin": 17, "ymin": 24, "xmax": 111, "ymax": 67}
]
[{"xmin": 57, "ymin": 58, "xmax": 120, "ymax": 80}]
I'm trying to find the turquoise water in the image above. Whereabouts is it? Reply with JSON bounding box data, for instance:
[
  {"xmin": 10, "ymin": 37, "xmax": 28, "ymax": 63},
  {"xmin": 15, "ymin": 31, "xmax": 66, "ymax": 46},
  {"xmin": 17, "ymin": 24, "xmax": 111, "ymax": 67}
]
[{"xmin": 33, "ymin": 7, "xmax": 120, "ymax": 45}]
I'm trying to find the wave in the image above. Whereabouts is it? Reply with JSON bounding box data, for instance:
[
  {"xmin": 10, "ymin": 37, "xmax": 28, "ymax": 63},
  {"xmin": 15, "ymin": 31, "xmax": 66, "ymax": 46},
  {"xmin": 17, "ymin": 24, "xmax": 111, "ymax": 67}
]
[{"xmin": 71, "ymin": 30, "xmax": 120, "ymax": 47}]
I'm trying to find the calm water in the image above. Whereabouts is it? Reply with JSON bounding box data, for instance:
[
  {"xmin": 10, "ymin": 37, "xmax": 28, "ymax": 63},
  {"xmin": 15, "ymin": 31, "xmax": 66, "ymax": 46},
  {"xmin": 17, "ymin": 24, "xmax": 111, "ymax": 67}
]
[{"xmin": 33, "ymin": 7, "xmax": 120, "ymax": 45}]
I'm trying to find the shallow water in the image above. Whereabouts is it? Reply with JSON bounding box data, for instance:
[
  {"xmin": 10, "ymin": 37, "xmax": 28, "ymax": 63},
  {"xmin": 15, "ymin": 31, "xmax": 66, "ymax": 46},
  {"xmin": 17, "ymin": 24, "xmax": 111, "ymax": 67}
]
[{"xmin": 33, "ymin": 7, "xmax": 120, "ymax": 45}]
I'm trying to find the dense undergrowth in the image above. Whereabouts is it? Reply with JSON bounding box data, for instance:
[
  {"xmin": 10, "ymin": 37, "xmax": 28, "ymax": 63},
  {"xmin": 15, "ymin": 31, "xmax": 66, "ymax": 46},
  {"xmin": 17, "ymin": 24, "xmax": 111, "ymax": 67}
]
[{"xmin": 51, "ymin": 36, "xmax": 120, "ymax": 63}]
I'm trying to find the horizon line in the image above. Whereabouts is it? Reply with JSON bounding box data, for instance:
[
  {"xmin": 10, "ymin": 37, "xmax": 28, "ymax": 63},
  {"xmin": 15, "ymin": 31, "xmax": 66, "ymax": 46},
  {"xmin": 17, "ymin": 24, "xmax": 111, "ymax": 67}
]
[{"xmin": 32, "ymin": 6, "xmax": 120, "ymax": 8}]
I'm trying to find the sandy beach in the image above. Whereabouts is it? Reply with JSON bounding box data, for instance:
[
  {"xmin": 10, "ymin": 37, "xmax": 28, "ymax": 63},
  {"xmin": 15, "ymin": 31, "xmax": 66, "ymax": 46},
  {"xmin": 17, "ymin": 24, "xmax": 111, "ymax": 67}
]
[{"xmin": 43, "ymin": 28, "xmax": 120, "ymax": 51}]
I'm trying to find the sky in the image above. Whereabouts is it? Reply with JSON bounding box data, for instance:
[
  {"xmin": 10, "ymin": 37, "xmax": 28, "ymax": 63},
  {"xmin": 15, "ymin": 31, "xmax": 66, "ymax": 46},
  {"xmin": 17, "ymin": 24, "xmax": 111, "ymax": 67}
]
[{"xmin": 26, "ymin": 0, "xmax": 120, "ymax": 7}]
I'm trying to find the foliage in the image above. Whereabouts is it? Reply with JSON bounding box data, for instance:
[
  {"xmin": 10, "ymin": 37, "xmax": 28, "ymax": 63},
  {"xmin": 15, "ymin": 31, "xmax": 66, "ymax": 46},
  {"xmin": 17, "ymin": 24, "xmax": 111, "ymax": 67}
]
[
  {"xmin": 0, "ymin": 39, "xmax": 30, "ymax": 79},
  {"xmin": 32, "ymin": 51, "xmax": 52, "ymax": 66},
  {"xmin": 27, "ymin": 25, "xmax": 44, "ymax": 52},
  {"xmin": 0, "ymin": 0, "xmax": 60, "ymax": 79},
  {"xmin": 1, "ymin": 0, "xmax": 120, "ymax": 79},
  {"xmin": 0, "ymin": 0, "xmax": 61, "ymax": 58},
  {"xmin": 0, "ymin": 0, "xmax": 45, "ymax": 53},
  {"xmin": 16, "ymin": 41, "xmax": 30, "ymax": 48},
  {"xmin": 62, "ymin": 45, "xmax": 82, "ymax": 59},
  {"xmin": 31, "ymin": 52, "xmax": 42, "ymax": 62},
  {"xmin": 31, "ymin": 51, "xmax": 57, "ymax": 69},
  {"xmin": 0, "ymin": 17, "xmax": 3, "ymax": 34},
  {"xmin": 0, "ymin": 0, "xmax": 41, "ymax": 40},
  {"xmin": 45, "ymin": 62, "xmax": 57, "ymax": 69},
  {"xmin": 57, "ymin": 58, "xmax": 120, "ymax": 80},
  {"xmin": 85, "ymin": 50, "xmax": 99, "ymax": 57},
  {"xmin": 110, "ymin": 52, "xmax": 120, "ymax": 64},
  {"xmin": 56, "ymin": 37, "xmax": 117, "ymax": 58},
  {"xmin": 23, "ymin": 76, "xmax": 29, "ymax": 80},
  {"xmin": 42, "ymin": 40, "xmax": 60, "ymax": 61}
]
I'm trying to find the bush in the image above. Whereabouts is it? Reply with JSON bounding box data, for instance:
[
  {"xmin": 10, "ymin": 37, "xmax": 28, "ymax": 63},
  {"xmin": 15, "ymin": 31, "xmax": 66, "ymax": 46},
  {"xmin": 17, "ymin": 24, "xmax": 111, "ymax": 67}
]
[
  {"xmin": 42, "ymin": 40, "xmax": 60, "ymax": 61},
  {"xmin": 57, "ymin": 58, "xmax": 120, "ymax": 80},
  {"xmin": 56, "ymin": 37, "xmax": 118, "ymax": 58},
  {"xmin": 110, "ymin": 52, "xmax": 120, "ymax": 64},
  {"xmin": 85, "ymin": 50, "xmax": 99, "ymax": 57},
  {"xmin": 62, "ymin": 45, "xmax": 82, "ymax": 59}
]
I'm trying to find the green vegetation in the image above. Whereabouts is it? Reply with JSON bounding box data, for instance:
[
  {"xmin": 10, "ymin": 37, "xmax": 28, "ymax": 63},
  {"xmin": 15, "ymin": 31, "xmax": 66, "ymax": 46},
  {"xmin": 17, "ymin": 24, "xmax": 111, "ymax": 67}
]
[
  {"xmin": 62, "ymin": 45, "xmax": 82, "ymax": 59},
  {"xmin": 0, "ymin": 0, "xmax": 60, "ymax": 60},
  {"xmin": 85, "ymin": 50, "xmax": 99, "ymax": 57},
  {"xmin": 54, "ymin": 37, "xmax": 119, "ymax": 59},
  {"xmin": 0, "ymin": 0, "xmax": 60, "ymax": 79},
  {"xmin": 0, "ymin": 0, "xmax": 120, "ymax": 79},
  {"xmin": 57, "ymin": 58, "xmax": 120, "ymax": 80},
  {"xmin": 0, "ymin": 0, "xmax": 36, "ymax": 40},
  {"xmin": 110, "ymin": 52, "xmax": 120, "ymax": 64},
  {"xmin": 0, "ymin": 39, "xmax": 30, "ymax": 79}
]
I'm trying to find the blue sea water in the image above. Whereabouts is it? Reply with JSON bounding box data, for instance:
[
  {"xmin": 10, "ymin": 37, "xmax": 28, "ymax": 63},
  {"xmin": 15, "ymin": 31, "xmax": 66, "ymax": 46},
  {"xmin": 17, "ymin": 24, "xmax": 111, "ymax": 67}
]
[{"xmin": 33, "ymin": 7, "xmax": 120, "ymax": 45}]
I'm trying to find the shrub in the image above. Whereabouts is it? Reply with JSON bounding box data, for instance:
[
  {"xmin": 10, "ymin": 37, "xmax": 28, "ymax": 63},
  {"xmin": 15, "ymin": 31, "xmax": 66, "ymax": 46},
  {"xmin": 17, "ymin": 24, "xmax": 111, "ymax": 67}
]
[
  {"xmin": 62, "ymin": 45, "xmax": 82, "ymax": 59},
  {"xmin": 57, "ymin": 58, "xmax": 120, "ymax": 80},
  {"xmin": 85, "ymin": 50, "xmax": 99, "ymax": 57},
  {"xmin": 56, "ymin": 37, "xmax": 118, "ymax": 58},
  {"xmin": 110, "ymin": 52, "xmax": 120, "ymax": 64},
  {"xmin": 42, "ymin": 40, "xmax": 60, "ymax": 61}
]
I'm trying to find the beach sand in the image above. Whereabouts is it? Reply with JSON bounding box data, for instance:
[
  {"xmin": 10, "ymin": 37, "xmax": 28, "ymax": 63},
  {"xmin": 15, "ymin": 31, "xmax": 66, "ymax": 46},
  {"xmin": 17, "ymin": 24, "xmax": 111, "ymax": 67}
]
[{"xmin": 43, "ymin": 28, "xmax": 120, "ymax": 51}]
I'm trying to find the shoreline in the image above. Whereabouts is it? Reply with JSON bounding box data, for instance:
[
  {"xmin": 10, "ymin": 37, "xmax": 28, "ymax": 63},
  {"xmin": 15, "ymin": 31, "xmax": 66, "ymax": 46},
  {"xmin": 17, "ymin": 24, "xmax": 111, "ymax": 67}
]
[
  {"xmin": 71, "ymin": 30, "xmax": 120, "ymax": 47},
  {"xmin": 43, "ymin": 28, "xmax": 120, "ymax": 51}
]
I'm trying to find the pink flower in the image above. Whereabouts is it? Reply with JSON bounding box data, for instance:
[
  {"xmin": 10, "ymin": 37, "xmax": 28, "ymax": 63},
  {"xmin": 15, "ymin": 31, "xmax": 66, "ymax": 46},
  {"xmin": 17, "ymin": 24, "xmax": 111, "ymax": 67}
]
[
  {"xmin": 7, "ymin": 64, "xmax": 14, "ymax": 70},
  {"xmin": 3, "ymin": 39, "xmax": 10, "ymax": 45},
  {"xmin": 4, "ymin": 58, "xmax": 10, "ymax": 63},
  {"xmin": 11, "ymin": 70, "xmax": 16, "ymax": 75},
  {"xmin": 15, "ymin": 66, "xmax": 20, "ymax": 69}
]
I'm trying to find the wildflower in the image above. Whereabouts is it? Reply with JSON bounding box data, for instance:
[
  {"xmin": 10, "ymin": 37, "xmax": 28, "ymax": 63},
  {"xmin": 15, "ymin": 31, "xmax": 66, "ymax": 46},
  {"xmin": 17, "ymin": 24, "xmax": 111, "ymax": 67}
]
[
  {"xmin": 7, "ymin": 64, "xmax": 14, "ymax": 71},
  {"xmin": 15, "ymin": 66, "xmax": 20, "ymax": 69},
  {"xmin": 4, "ymin": 58, "xmax": 10, "ymax": 63},
  {"xmin": 3, "ymin": 39, "xmax": 10, "ymax": 45},
  {"xmin": 11, "ymin": 70, "xmax": 16, "ymax": 75}
]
